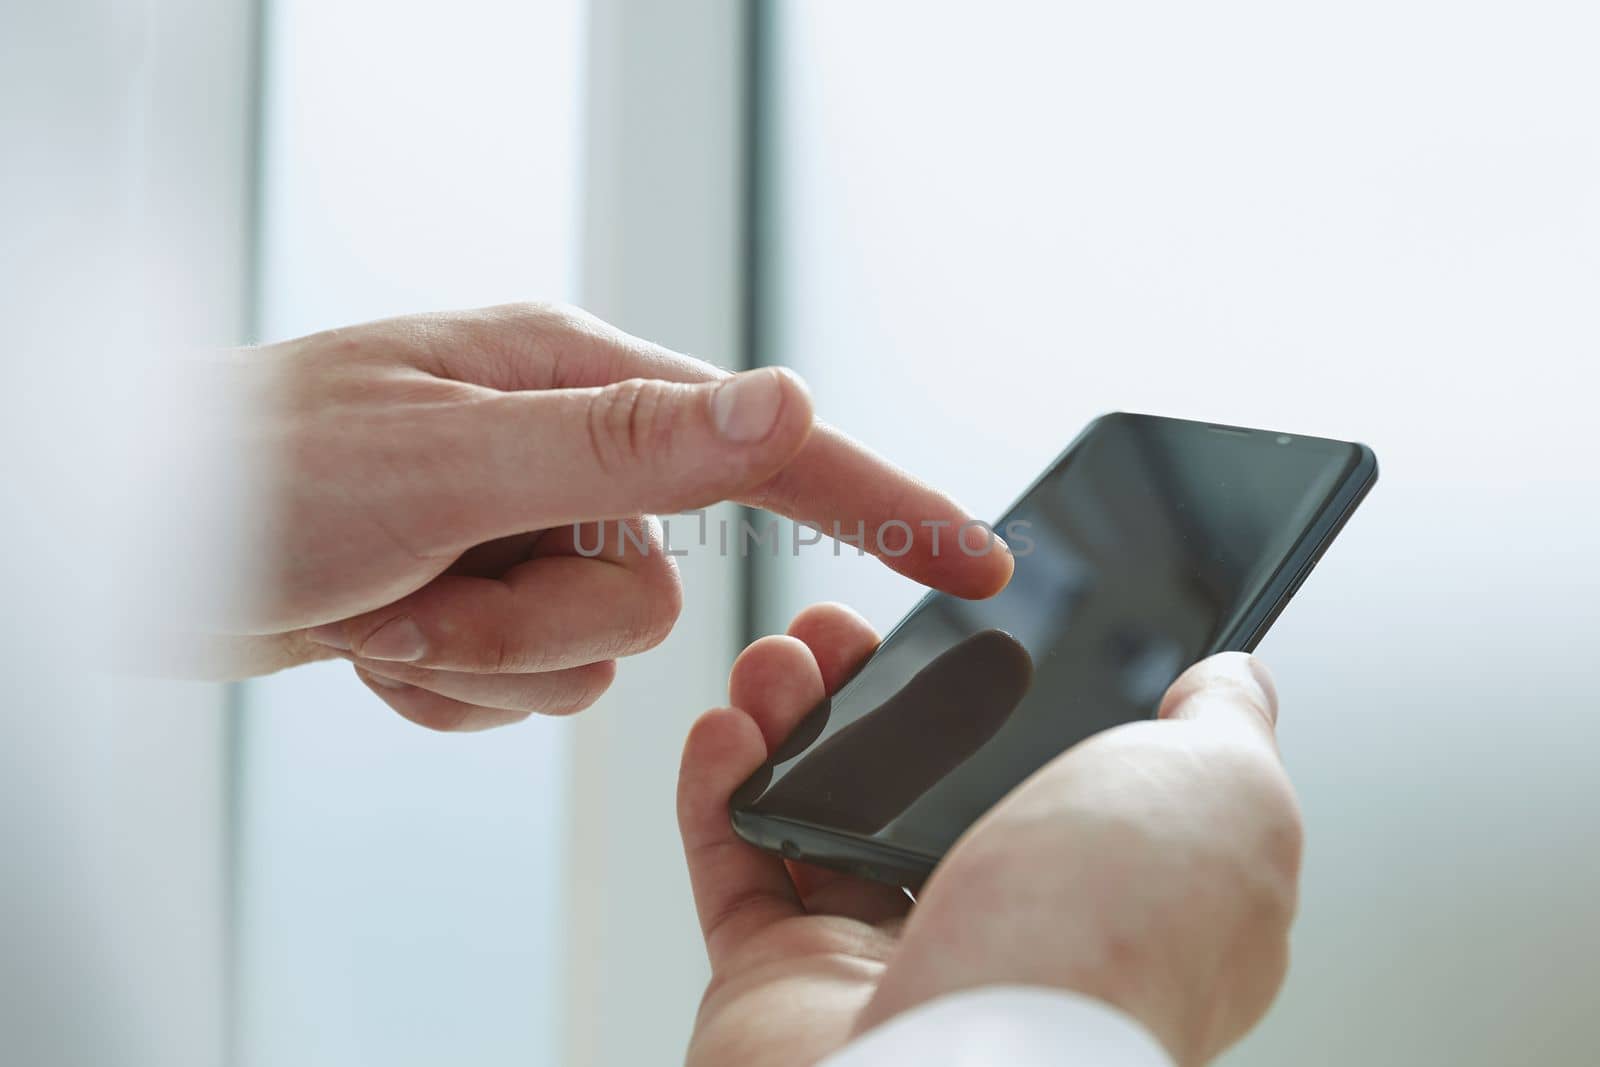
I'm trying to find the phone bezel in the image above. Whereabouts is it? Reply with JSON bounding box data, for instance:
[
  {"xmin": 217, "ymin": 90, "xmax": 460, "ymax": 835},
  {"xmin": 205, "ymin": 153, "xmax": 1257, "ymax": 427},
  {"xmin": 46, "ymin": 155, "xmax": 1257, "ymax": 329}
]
[{"xmin": 730, "ymin": 412, "xmax": 1379, "ymax": 888}]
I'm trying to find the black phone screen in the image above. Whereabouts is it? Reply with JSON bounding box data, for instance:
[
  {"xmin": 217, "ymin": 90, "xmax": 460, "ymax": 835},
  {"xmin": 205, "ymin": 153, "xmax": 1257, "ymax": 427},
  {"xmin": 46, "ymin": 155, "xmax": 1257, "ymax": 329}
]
[{"xmin": 733, "ymin": 412, "xmax": 1369, "ymax": 862}]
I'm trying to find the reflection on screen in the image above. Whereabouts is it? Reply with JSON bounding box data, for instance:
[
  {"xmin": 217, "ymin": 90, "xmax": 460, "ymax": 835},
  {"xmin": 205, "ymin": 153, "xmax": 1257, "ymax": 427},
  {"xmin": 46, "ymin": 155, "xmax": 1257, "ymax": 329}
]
[{"xmin": 736, "ymin": 413, "xmax": 1360, "ymax": 858}]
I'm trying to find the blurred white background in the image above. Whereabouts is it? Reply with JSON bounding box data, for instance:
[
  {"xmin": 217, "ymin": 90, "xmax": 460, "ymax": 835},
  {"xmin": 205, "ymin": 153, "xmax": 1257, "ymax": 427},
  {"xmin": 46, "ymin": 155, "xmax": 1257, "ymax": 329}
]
[
  {"xmin": 236, "ymin": 2, "xmax": 581, "ymax": 1065},
  {"xmin": 2, "ymin": 4, "xmax": 253, "ymax": 1066},
  {"xmin": 756, "ymin": 4, "xmax": 1600, "ymax": 1065},
  {"xmin": 2, "ymin": 1, "xmax": 1596, "ymax": 1065}
]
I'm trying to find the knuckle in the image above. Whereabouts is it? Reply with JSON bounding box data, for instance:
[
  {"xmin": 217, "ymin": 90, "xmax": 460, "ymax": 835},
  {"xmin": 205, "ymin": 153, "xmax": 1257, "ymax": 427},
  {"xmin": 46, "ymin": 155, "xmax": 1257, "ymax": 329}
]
[
  {"xmin": 1208, "ymin": 757, "xmax": 1303, "ymax": 918},
  {"xmin": 1213, "ymin": 673, "xmax": 1277, "ymax": 729},
  {"xmin": 502, "ymin": 299, "xmax": 574, "ymax": 330},
  {"xmin": 626, "ymin": 596, "xmax": 679, "ymax": 654},
  {"xmin": 485, "ymin": 301, "xmax": 607, "ymax": 388},
  {"xmin": 489, "ymin": 624, "xmax": 515, "ymax": 674},
  {"xmin": 409, "ymin": 709, "xmax": 469, "ymax": 733},
  {"xmin": 543, "ymin": 661, "xmax": 617, "ymax": 716},
  {"xmin": 386, "ymin": 691, "xmax": 473, "ymax": 733},
  {"xmin": 1162, "ymin": 671, "xmax": 1273, "ymax": 727},
  {"xmin": 586, "ymin": 378, "xmax": 657, "ymax": 475},
  {"xmin": 641, "ymin": 537, "xmax": 684, "ymax": 627},
  {"xmin": 577, "ymin": 661, "xmax": 620, "ymax": 713},
  {"xmin": 1255, "ymin": 776, "xmax": 1305, "ymax": 886},
  {"xmin": 740, "ymin": 467, "xmax": 787, "ymax": 515},
  {"xmin": 1241, "ymin": 854, "xmax": 1301, "ymax": 939},
  {"xmin": 641, "ymin": 563, "xmax": 685, "ymax": 648}
]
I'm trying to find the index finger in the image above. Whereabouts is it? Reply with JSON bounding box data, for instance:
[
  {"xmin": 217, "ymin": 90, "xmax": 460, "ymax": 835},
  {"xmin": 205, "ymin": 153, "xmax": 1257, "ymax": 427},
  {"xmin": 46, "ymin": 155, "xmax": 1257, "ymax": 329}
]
[
  {"xmin": 468, "ymin": 306, "xmax": 1015, "ymax": 599},
  {"xmin": 742, "ymin": 421, "xmax": 1014, "ymax": 600}
]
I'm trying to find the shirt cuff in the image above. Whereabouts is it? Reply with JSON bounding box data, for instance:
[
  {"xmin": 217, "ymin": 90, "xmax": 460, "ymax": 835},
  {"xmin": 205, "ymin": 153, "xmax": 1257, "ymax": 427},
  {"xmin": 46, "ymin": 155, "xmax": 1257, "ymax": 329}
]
[{"xmin": 822, "ymin": 986, "xmax": 1174, "ymax": 1067}]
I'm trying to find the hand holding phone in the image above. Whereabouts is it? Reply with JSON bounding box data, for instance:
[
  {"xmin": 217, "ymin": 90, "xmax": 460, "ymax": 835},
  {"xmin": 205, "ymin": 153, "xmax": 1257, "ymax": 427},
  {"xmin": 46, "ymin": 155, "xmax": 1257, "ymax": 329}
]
[
  {"xmin": 855, "ymin": 650, "xmax": 1301, "ymax": 1067},
  {"xmin": 677, "ymin": 605, "xmax": 1302, "ymax": 1067}
]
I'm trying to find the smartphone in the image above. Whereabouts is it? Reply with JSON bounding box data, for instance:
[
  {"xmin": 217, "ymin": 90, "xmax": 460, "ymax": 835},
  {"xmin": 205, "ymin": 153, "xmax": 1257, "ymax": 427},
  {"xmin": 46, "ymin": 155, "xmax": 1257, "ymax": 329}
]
[{"xmin": 730, "ymin": 412, "xmax": 1377, "ymax": 888}]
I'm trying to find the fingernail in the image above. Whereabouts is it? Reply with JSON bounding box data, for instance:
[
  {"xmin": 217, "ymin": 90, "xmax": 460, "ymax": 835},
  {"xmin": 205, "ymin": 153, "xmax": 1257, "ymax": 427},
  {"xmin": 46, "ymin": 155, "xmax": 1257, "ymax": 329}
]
[
  {"xmin": 360, "ymin": 669, "xmax": 410, "ymax": 691},
  {"xmin": 360, "ymin": 617, "xmax": 427, "ymax": 662},
  {"xmin": 1193, "ymin": 652, "xmax": 1278, "ymax": 726},
  {"xmin": 306, "ymin": 624, "xmax": 350, "ymax": 651},
  {"xmin": 712, "ymin": 369, "xmax": 786, "ymax": 443},
  {"xmin": 1211, "ymin": 651, "xmax": 1269, "ymax": 693}
]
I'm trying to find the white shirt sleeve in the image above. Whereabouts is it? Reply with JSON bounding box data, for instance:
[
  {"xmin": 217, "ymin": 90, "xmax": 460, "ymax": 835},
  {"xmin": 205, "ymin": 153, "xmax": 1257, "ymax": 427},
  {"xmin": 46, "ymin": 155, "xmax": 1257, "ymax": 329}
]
[{"xmin": 822, "ymin": 986, "xmax": 1174, "ymax": 1067}]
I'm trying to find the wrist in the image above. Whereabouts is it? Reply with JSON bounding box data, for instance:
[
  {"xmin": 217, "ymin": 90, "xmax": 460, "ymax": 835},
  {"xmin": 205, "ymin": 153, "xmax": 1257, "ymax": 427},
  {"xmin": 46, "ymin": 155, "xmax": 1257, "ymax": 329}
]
[{"xmin": 854, "ymin": 842, "xmax": 1206, "ymax": 1064}]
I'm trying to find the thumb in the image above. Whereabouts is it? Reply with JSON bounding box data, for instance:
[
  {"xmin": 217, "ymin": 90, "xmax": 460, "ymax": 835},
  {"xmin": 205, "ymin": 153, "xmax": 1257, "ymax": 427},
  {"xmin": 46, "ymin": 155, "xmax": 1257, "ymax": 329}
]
[
  {"xmin": 462, "ymin": 367, "xmax": 815, "ymax": 539},
  {"xmin": 1158, "ymin": 651, "xmax": 1281, "ymax": 743}
]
